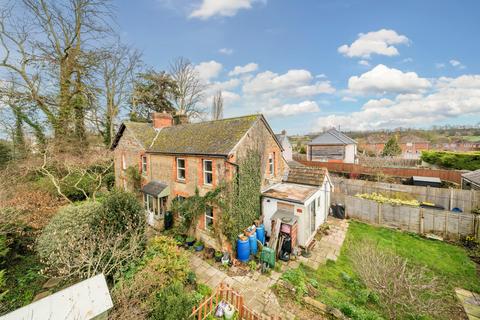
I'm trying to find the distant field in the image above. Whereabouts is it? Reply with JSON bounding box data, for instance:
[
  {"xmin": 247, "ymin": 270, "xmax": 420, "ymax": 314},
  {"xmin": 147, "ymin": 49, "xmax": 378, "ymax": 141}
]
[{"xmin": 462, "ymin": 135, "xmax": 480, "ymax": 142}]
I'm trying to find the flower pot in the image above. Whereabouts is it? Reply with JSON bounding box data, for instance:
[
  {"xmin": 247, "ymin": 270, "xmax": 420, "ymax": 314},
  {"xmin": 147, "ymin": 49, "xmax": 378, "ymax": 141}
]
[
  {"xmin": 186, "ymin": 238, "xmax": 195, "ymax": 246},
  {"xmin": 223, "ymin": 304, "xmax": 235, "ymax": 319},
  {"xmin": 194, "ymin": 244, "xmax": 204, "ymax": 251},
  {"xmin": 215, "ymin": 253, "xmax": 223, "ymax": 262}
]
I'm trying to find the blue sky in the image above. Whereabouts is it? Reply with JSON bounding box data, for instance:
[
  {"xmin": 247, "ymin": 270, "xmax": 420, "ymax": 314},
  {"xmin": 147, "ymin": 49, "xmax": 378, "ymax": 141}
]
[{"xmin": 117, "ymin": 0, "xmax": 480, "ymax": 134}]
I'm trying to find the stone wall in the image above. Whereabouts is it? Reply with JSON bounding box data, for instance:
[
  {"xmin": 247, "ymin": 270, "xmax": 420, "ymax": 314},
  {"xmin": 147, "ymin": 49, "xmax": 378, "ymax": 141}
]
[{"xmin": 113, "ymin": 127, "xmax": 145, "ymax": 192}]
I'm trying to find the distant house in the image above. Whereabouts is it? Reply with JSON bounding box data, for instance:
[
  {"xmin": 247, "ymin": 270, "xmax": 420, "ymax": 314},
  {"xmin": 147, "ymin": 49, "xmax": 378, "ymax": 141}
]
[
  {"xmin": 462, "ymin": 170, "xmax": 480, "ymax": 190},
  {"xmin": 360, "ymin": 134, "xmax": 430, "ymax": 159},
  {"xmin": 307, "ymin": 128, "xmax": 357, "ymax": 164},
  {"xmin": 275, "ymin": 130, "xmax": 293, "ymax": 161}
]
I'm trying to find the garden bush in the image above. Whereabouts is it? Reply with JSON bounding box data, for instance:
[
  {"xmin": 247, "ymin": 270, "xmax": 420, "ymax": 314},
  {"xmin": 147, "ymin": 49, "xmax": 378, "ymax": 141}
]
[
  {"xmin": 421, "ymin": 150, "xmax": 480, "ymax": 170},
  {"xmin": 37, "ymin": 192, "xmax": 146, "ymax": 280},
  {"xmin": 149, "ymin": 282, "xmax": 201, "ymax": 320}
]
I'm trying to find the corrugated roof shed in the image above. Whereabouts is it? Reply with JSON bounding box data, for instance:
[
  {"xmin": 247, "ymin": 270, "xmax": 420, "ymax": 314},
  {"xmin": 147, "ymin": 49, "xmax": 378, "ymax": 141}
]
[
  {"xmin": 308, "ymin": 128, "xmax": 357, "ymax": 146},
  {"xmin": 148, "ymin": 114, "xmax": 260, "ymax": 155}
]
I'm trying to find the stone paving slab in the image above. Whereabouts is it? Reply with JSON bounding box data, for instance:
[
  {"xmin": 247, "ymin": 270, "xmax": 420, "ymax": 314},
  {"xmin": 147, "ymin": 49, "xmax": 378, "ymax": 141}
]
[{"xmin": 189, "ymin": 217, "xmax": 349, "ymax": 319}]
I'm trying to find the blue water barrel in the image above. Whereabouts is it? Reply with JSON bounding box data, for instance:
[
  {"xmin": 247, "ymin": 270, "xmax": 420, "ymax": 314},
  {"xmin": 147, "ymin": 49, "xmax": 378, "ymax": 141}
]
[
  {"xmin": 237, "ymin": 237, "xmax": 250, "ymax": 262},
  {"xmin": 249, "ymin": 233, "xmax": 258, "ymax": 255},
  {"xmin": 256, "ymin": 224, "xmax": 265, "ymax": 245}
]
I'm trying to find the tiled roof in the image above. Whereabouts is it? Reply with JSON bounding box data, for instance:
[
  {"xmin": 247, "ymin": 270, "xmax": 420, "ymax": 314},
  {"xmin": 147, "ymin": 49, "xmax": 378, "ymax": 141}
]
[
  {"xmin": 308, "ymin": 128, "xmax": 356, "ymax": 145},
  {"xmin": 148, "ymin": 114, "xmax": 261, "ymax": 155},
  {"xmin": 284, "ymin": 166, "xmax": 327, "ymax": 186},
  {"xmin": 110, "ymin": 121, "xmax": 157, "ymax": 150}
]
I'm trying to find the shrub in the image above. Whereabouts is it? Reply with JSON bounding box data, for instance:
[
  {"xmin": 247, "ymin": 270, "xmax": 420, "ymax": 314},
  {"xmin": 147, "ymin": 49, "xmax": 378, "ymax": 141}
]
[
  {"xmin": 37, "ymin": 193, "xmax": 146, "ymax": 280},
  {"xmin": 421, "ymin": 150, "xmax": 480, "ymax": 170},
  {"xmin": 149, "ymin": 282, "xmax": 201, "ymax": 320},
  {"xmin": 0, "ymin": 142, "xmax": 12, "ymax": 169},
  {"xmin": 103, "ymin": 172, "xmax": 115, "ymax": 190}
]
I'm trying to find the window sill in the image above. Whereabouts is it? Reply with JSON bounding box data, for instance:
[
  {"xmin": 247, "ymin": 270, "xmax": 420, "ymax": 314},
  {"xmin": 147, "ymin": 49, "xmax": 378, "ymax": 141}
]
[{"xmin": 176, "ymin": 179, "xmax": 186, "ymax": 184}]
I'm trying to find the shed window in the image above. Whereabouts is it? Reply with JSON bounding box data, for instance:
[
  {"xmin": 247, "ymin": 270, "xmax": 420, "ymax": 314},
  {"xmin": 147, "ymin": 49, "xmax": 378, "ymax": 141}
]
[
  {"xmin": 205, "ymin": 206, "xmax": 214, "ymax": 229},
  {"xmin": 203, "ymin": 160, "xmax": 213, "ymax": 185},
  {"xmin": 177, "ymin": 158, "xmax": 186, "ymax": 180},
  {"xmin": 141, "ymin": 156, "xmax": 147, "ymax": 175}
]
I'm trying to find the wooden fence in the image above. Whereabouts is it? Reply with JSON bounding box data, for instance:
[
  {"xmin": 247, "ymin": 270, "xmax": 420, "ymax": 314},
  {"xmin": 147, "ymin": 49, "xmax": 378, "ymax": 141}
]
[
  {"xmin": 293, "ymin": 155, "xmax": 464, "ymax": 184},
  {"xmin": 333, "ymin": 193, "xmax": 479, "ymax": 240},
  {"xmin": 331, "ymin": 177, "xmax": 480, "ymax": 213},
  {"xmin": 190, "ymin": 283, "xmax": 280, "ymax": 320}
]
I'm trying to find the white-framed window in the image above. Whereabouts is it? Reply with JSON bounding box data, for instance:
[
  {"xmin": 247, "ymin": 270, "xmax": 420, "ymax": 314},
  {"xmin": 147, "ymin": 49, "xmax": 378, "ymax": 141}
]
[
  {"xmin": 268, "ymin": 152, "xmax": 275, "ymax": 174},
  {"xmin": 122, "ymin": 154, "xmax": 127, "ymax": 170},
  {"xmin": 205, "ymin": 206, "xmax": 214, "ymax": 230},
  {"xmin": 203, "ymin": 160, "xmax": 213, "ymax": 185},
  {"xmin": 144, "ymin": 194, "xmax": 154, "ymax": 213},
  {"xmin": 177, "ymin": 158, "xmax": 186, "ymax": 180},
  {"xmin": 141, "ymin": 155, "xmax": 147, "ymax": 175}
]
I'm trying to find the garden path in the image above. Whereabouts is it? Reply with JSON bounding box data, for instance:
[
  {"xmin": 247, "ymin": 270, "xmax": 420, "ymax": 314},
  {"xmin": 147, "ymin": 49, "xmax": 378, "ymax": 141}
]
[{"xmin": 189, "ymin": 217, "xmax": 349, "ymax": 319}]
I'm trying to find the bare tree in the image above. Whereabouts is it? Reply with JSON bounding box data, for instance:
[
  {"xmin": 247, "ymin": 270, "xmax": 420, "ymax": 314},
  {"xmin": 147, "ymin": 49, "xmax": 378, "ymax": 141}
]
[
  {"xmin": 0, "ymin": 0, "xmax": 113, "ymax": 150},
  {"xmin": 211, "ymin": 90, "xmax": 223, "ymax": 120},
  {"xmin": 169, "ymin": 57, "xmax": 205, "ymax": 119}
]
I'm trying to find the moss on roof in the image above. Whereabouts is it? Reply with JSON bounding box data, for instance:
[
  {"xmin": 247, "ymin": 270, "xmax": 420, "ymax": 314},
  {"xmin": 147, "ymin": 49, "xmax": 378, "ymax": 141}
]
[
  {"xmin": 124, "ymin": 121, "xmax": 158, "ymax": 148},
  {"xmin": 148, "ymin": 114, "xmax": 260, "ymax": 155}
]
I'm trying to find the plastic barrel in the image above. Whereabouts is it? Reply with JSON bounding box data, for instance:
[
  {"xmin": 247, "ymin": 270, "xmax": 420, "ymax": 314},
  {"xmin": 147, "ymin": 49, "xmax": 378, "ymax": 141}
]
[
  {"xmin": 236, "ymin": 237, "xmax": 250, "ymax": 262},
  {"xmin": 249, "ymin": 233, "xmax": 258, "ymax": 255},
  {"xmin": 255, "ymin": 224, "xmax": 265, "ymax": 245}
]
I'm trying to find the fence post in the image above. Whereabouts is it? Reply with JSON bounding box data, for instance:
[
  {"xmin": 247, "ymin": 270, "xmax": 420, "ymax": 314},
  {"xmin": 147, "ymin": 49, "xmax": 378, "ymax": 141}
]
[
  {"xmin": 444, "ymin": 211, "xmax": 448, "ymax": 239},
  {"xmin": 419, "ymin": 208, "xmax": 424, "ymax": 235},
  {"xmin": 377, "ymin": 203, "xmax": 382, "ymax": 225},
  {"xmin": 238, "ymin": 295, "xmax": 244, "ymax": 318}
]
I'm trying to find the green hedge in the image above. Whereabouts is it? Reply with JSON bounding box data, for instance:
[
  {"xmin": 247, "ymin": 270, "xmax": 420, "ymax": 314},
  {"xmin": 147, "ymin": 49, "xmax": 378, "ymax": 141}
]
[{"xmin": 421, "ymin": 151, "xmax": 480, "ymax": 170}]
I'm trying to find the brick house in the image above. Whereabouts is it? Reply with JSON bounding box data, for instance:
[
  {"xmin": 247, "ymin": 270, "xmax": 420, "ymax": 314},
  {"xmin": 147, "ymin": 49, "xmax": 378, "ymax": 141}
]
[{"xmin": 111, "ymin": 112, "xmax": 287, "ymax": 249}]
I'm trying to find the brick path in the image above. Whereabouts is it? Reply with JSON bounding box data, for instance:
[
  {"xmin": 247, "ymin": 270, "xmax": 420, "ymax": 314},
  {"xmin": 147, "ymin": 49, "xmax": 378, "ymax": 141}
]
[{"xmin": 189, "ymin": 217, "xmax": 349, "ymax": 319}]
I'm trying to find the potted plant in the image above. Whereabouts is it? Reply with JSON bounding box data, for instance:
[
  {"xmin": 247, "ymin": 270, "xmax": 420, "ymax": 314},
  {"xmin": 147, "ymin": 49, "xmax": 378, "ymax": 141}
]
[
  {"xmin": 185, "ymin": 236, "xmax": 195, "ymax": 246},
  {"xmin": 194, "ymin": 241, "xmax": 204, "ymax": 251},
  {"xmin": 214, "ymin": 251, "xmax": 223, "ymax": 262},
  {"xmin": 223, "ymin": 304, "xmax": 235, "ymax": 320},
  {"xmin": 221, "ymin": 252, "xmax": 230, "ymax": 266}
]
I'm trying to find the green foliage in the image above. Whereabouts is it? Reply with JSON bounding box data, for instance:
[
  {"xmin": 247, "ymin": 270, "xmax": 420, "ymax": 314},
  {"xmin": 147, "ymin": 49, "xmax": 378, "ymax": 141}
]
[
  {"xmin": 0, "ymin": 141, "xmax": 12, "ymax": 169},
  {"xmin": 219, "ymin": 149, "xmax": 262, "ymax": 248},
  {"xmin": 196, "ymin": 283, "xmax": 212, "ymax": 297},
  {"xmin": 103, "ymin": 171, "xmax": 115, "ymax": 190},
  {"xmin": 281, "ymin": 268, "xmax": 308, "ymax": 299},
  {"xmin": 125, "ymin": 166, "xmax": 141, "ymax": 193},
  {"xmin": 421, "ymin": 150, "xmax": 480, "ymax": 170},
  {"xmin": 95, "ymin": 189, "xmax": 145, "ymax": 235},
  {"xmin": 149, "ymin": 282, "xmax": 201, "ymax": 320},
  {"xmin": 247, "ymin": 260, "xmax": 257, "ymax": 271},
  {"xmin": 382, "ymin": 135, "xmax": 402, "ymax": 157},
  {"xmin": 288, "ymin": 221, "xmax": 480, "ymax": 320}
]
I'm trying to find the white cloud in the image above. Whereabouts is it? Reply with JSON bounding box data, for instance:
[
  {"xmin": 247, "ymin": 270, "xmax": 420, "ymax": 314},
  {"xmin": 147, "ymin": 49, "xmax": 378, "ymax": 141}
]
[
  {"xmin": 189, "ymin": 0, "xmax": 257, "ymax": 19},
  {"xmin": 243, "ymin": 69, "xmax": 313, "ymax": 95},
  {"xmin": 358, "ymin": 60, "xmax": 370, "ymax": 66},
  {"xmin": 450, "ymin": 59, "xmax": 466, "ymax": 69},
  {"xmin": 219, "ymin": 48, "xmax": 234, "ymax": 55},
  {"xmin": 402, "ymin": 58, "xmax": 413, "ymax": 63},
  {"xmin": 194, "ymin": 60, "xmax": 222, "ymax": 82},
  {"xmin": 341, "ymin": 97, "xmax": 357, "ymax": 102},
  {"xmin": 316, "ymin": 74, "xmax": 327, "ymax": 79},
  {"xmin": 315, "ymin": 74, "xmax": 480, "ymax": 130},
  {"xmin": 348, "ymin": 64, "xmax": 431, "ymax": 95},
  {"xmin": 228, "ymin": 63, "xmax": 259, "ymax": 76},
  {"xmin": 263, "ymin": 100, "xmax": 320, "ymax": 117},
  {"xmin": 294, "ymin": 81, "xmax": 335, "ymax": 96},
  {"xmin": 435, "ymin": 63, "xmax": 445, "ymax": 69},
  {"xmin": 338, "ymin": 29, "xmax": 409, "ymax": 59}
]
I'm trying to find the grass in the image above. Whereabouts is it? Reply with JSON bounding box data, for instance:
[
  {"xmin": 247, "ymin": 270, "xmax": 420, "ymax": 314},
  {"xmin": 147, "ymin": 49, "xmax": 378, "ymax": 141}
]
[
  {"xmin": 280, "ymin": 221, "xmax": 480, "ymax": 320},
  {"xmin": 462, "ymin": 135, "xmax": 480, "ymax": 142}
]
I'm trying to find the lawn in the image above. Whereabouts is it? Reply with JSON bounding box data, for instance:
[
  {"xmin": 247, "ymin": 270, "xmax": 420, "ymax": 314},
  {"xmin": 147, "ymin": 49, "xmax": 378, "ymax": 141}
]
[{"xmin": 279, "ymin": 221, "xmax": 480, "ymax": 320}]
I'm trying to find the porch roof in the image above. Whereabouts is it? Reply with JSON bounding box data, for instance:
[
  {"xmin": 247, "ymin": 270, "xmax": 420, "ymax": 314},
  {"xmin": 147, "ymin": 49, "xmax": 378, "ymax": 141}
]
[
  {"xmin": 262, "ymin": 182, "xmax": 318, "ymax": 204},
  {"xmin": 142, "ymin": 180, "xmax": 169, "ymax": 197}
]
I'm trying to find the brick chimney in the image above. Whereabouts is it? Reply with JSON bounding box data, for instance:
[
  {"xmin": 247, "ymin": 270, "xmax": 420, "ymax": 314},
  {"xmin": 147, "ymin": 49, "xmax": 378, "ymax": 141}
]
[
  {"xmin": 173, "ymin": 113, "xmax": 188, "ymax": 125},
  {"xmin": 281, "ymin": 129, "xmax": 286, "ymax": 135},
  {"xmin": 151, "ymin": 111, "xmax": 173, "ymax": 129}
]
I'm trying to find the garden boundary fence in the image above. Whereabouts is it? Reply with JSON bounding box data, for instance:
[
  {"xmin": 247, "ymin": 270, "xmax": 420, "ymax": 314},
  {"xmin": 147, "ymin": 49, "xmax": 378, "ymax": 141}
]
[
  {"xmin": 293, "ymin": 154, "xmax": 464, "ymax": 184},
  {"xmin": 331, "ymin": 177, "xmax": 480, "ymax": 213},
  {"xmin": 332, "ymin": 193, "xmax": 479, "ymax": 240},
  {"xmin": 190, "ymin": 282, "xmax": 280, "ymax": 320}
]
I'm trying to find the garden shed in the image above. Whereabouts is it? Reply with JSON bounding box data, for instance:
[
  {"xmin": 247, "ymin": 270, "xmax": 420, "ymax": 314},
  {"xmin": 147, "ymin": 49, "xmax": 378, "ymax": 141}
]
[{"xmin": 261, "ymin": 166, "xmax": 333, "ymax": 249}]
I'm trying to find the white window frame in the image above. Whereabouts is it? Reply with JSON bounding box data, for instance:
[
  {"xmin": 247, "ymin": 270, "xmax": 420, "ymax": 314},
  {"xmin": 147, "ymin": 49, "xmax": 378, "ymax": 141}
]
[
  {"xmin": 144, "ymin": 194, "xmax": 154, "ymax": 214},
  {"xmin": 268, "ymin": 153, "xmax": 274, "ymax": 174},
  {"xmin": 176, "ymin": 158, "xmax": 186, "ymax": 181},
  {"xmin": 122, "ymin": 154, "xmax": 127, "ymax": 170},
  {"xmin": 205, "ymin": 206, "xmax": 214, "ymax": 230},
  {"xmin": 203, "ymin": 160, "xmax": 213, "ymax": 185},
  {"xmin": 141, "ymin": 155, "xmax": 147, "ymax": 175}
]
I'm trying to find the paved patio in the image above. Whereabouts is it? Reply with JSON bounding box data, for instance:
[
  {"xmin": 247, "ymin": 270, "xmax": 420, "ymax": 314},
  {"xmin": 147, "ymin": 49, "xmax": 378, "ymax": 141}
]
[{"xmin": 189, "ymin": 217, "xmax": 349, "ymax": 319}]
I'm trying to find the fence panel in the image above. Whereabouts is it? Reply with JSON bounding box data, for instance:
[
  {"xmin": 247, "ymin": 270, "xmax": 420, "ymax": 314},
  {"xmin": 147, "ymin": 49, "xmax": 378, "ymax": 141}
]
[{"xmin": 342, "ymin": 194, "xmax": 476, "ymax": 240}]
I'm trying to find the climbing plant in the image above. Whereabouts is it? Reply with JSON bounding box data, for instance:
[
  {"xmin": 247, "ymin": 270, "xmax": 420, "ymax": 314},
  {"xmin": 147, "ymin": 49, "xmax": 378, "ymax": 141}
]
[{"xmin": 218, "ymin": 149, "xmax": 262, "ymax": 249}]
